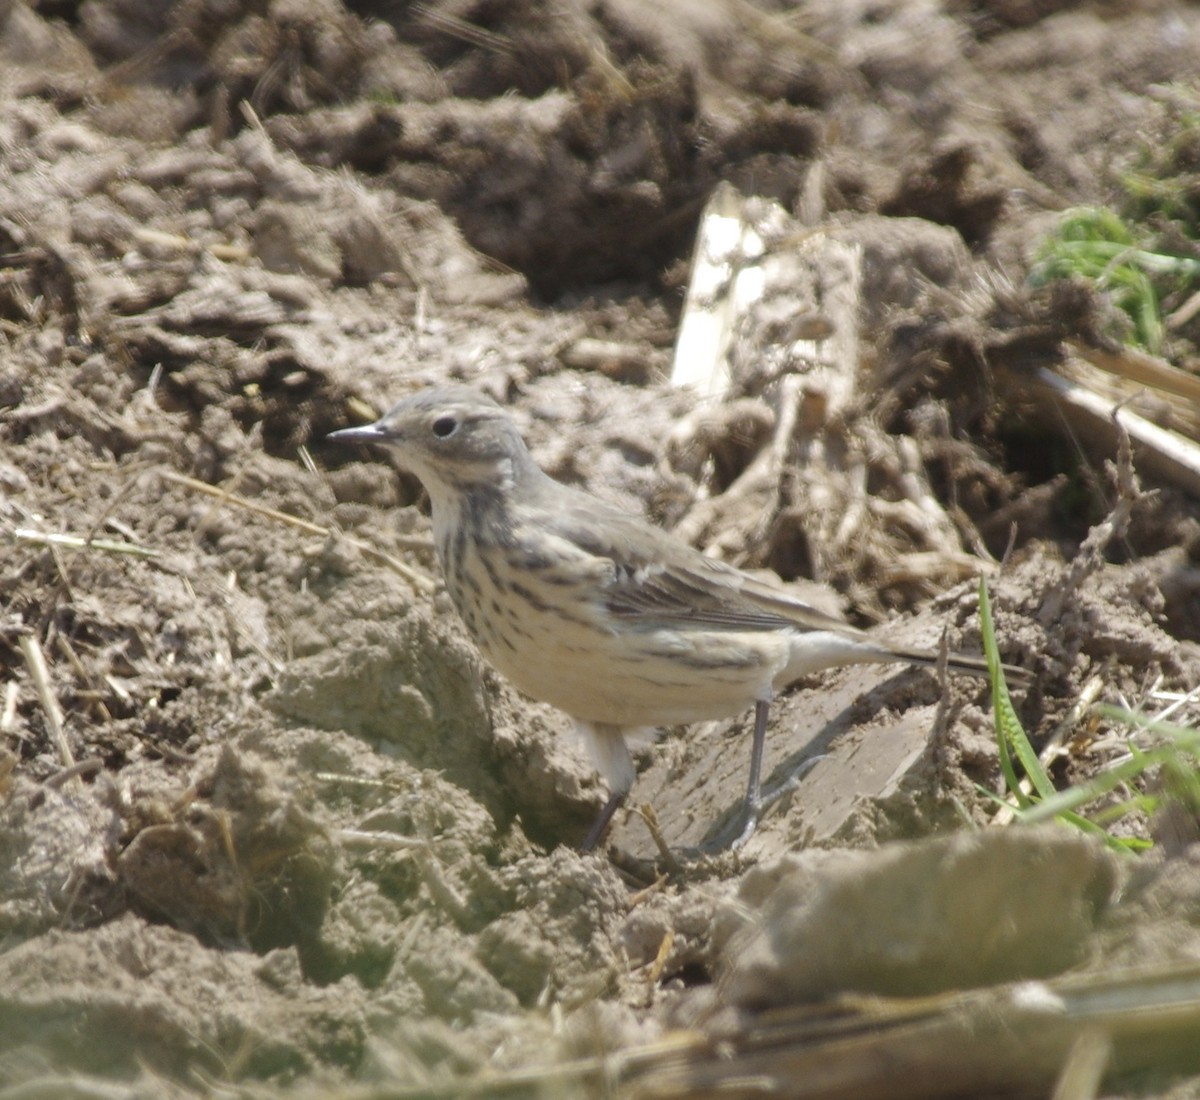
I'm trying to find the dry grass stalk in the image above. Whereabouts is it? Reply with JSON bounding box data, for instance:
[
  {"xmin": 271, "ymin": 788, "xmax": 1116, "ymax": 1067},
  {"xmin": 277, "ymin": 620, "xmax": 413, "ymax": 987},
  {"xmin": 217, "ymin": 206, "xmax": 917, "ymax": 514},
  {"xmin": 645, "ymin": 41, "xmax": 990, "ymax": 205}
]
[
  {"xmin": 18, "ymin": 633, "xmax": 75, "ymax": 775},
  {"xmin": 161, "ymin": 469, "xmax": 436, "ymax": 594}
]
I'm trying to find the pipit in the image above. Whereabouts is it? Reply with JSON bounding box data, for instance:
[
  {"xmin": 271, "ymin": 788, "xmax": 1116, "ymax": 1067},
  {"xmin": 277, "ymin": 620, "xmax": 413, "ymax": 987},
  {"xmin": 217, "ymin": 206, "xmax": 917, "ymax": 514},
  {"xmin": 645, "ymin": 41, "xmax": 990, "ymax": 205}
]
[{"xmin": 330, "ymin": 386, "xmax": 1025, "ymax": 850}]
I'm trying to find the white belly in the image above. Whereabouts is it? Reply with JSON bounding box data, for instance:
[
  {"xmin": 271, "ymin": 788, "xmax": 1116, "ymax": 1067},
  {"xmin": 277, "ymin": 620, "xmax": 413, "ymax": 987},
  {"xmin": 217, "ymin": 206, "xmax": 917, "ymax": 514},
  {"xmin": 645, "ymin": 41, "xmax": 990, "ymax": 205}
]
[
  {"xmin": 438, "ymin": 516, "xmax": 896, "ymax": 730},
  {"xmin": 448, "ymin": 545, "xmax": 784, "ymax": 727}
]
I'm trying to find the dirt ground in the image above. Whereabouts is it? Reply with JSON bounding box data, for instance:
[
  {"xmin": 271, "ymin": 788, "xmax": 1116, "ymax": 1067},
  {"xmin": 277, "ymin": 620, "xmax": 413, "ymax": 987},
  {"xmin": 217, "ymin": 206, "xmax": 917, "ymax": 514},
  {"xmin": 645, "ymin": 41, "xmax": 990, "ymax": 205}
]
[{"xmin": 3, "ymin": 1, "xmax": 1200, "ymax": 1097}]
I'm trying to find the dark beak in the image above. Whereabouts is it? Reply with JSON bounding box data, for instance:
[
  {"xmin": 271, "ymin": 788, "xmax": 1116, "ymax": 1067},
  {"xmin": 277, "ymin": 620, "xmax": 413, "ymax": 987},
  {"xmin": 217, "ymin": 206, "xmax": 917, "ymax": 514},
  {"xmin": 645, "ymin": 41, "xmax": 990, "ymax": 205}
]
[{"xmin": 328, "ymin": 422, "xmax": 385, "ymax": 445}]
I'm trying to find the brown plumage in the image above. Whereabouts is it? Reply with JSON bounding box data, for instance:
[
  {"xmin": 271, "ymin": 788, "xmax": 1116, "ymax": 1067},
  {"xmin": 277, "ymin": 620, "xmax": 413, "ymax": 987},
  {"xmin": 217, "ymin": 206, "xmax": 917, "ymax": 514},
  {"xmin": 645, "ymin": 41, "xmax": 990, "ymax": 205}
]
[{"xmin": 331, "ymin": 387, "xmax": 1026, "ymax": 850}]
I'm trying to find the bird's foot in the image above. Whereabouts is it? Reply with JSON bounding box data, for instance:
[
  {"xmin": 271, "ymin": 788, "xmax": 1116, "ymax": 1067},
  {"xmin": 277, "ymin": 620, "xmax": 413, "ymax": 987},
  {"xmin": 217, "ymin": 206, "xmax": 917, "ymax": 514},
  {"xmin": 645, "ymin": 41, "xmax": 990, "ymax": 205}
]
[
  {"xmin": 706, "ymin": 754, "xmax": 829, "ymax": 852},
  {"xmin": 581, "ymin": 790, "xmax": 627, "ymax": 852}
]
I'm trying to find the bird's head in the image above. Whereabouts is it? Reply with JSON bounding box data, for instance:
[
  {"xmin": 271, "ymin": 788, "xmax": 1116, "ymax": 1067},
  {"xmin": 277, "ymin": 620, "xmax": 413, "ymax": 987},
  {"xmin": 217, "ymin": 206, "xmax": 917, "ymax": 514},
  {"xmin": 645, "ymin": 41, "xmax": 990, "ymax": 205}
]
[{"xmin": 329, "ymin": 387, "xmax": 535, "ymax": 504}]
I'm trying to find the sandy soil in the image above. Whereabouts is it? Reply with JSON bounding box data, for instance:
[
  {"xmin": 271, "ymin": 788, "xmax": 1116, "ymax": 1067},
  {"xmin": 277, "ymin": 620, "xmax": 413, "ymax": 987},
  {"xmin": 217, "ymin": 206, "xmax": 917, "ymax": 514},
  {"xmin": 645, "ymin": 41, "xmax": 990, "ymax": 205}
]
[{"xmin": 3, "ymin": 1, "xmax": 1200, "ymax": 1096}]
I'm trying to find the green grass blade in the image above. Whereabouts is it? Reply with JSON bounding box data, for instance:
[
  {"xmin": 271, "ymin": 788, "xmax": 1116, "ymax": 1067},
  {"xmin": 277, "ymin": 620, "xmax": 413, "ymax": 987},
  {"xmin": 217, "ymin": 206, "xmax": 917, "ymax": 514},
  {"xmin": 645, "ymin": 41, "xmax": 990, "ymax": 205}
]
[
  {"xmin": 1094, "ymin": 704, "xmax": 1200, "ymax": 750},
  {"xmin": 979, "ymin": 578, "xmax": 1056, "ymax": 802},
  {"xmin": 1018, "ymin": 744, "xmax": 1178, "ymax": 824}
]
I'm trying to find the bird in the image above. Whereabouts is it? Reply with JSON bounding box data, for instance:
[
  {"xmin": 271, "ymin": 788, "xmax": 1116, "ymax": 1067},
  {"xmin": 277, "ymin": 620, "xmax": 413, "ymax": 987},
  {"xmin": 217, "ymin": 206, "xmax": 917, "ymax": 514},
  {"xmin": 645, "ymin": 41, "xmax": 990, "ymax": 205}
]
[{"xmin": 329, "ymin": 386, "xmax": 1026, "ymax": 851}]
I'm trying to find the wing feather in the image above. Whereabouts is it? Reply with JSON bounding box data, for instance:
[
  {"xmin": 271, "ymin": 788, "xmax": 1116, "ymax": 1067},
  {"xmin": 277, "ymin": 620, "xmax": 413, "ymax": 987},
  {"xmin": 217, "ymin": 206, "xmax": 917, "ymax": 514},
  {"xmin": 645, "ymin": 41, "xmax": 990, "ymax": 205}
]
[
  {"xmin": 525, "ymin": 491, "xmax": 860, "ymax": 637},
  {"xmin": 509, "ymin": 480, "xmax": 1029, "ymax": 683}
]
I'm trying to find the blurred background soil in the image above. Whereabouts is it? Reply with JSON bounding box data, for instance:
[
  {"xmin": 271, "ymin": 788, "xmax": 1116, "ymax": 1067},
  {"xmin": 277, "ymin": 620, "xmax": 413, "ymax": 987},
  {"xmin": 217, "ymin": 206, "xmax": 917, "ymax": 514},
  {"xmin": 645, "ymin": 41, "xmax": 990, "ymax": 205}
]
[{"xmin": 3, "ymin": 1, "xmax": 1200, "ymax": 1096}]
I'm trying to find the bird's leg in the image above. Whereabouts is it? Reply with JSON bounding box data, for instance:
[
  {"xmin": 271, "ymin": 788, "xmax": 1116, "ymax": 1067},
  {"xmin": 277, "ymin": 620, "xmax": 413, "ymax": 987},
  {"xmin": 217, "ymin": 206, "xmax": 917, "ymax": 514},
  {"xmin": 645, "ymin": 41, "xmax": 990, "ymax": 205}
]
[
  {"xmin": 730, "ymin": 697, "xmax": 771, "ymax": 849},
  {"xmin": 581, "ymin": 790, "xmax": 626, "ymax": 852}
]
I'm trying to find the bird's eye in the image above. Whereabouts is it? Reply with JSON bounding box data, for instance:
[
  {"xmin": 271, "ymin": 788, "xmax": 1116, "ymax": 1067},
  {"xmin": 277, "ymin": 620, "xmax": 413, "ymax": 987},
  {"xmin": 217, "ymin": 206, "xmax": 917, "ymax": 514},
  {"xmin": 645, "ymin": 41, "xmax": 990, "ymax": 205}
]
[{"xmin": 431, "ymin": 415, "xmax": 458, "ymax": 439}]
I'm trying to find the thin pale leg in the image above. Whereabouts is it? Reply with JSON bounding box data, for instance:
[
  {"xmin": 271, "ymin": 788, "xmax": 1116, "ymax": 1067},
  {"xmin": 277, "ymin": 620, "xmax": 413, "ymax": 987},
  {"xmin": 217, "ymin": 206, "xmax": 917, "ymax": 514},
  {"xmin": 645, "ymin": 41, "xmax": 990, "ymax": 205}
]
[
  {"xmin": 731, "ymin": 698, "xmax": 771, "ymax": 849},
  {"xmin": 577, "ymin": 721, "xmax": 633, "ymax": 852},
  {"xmin": 581, "ymin": 790, "xmax": 626, "ymax": 852},
  {"xmin": 722, "ymin": 698, "xmax": 824, "ymax": 850}
]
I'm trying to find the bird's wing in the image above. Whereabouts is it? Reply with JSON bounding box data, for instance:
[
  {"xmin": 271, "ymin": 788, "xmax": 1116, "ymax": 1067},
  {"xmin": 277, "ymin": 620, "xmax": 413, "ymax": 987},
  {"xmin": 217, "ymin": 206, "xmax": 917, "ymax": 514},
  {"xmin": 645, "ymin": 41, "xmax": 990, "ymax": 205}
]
[
  {"xmin": 537, "ymin": 494, "xmax": 862, "ymax": 637},
  {"xmin": 519, "ymin": 483, "xmax": 1032, "ymax": 683},
  {"xmin": 607, "ymin": 553, "xmax": 864, "ymax": 635}
]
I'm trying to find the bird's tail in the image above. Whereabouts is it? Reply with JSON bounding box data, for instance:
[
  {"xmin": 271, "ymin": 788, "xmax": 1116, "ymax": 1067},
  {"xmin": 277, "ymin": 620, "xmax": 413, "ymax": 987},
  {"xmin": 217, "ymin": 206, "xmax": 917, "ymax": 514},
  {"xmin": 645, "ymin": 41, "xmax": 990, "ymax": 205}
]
[{"xmin": 885, "ymin": 643, "xmax": 1032, "ymax": 687}]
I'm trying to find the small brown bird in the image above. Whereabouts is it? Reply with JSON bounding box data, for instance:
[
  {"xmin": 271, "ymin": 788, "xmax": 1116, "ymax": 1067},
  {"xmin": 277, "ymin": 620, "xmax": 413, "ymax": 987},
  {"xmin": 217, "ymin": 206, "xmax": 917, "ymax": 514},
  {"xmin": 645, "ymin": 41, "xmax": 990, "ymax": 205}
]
[{"xmin": 331, "ymin": 387, "xmax": 1023, "ymax": 850}]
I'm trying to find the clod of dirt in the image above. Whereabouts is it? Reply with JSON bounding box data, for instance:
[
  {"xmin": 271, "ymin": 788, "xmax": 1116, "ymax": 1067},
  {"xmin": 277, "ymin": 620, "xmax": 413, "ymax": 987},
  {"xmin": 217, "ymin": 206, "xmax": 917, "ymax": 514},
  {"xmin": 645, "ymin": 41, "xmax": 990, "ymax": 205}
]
[
  {"xmin": 0, "ymin": 774, "xmax": 124, "ymax": 936},
  {"xmin": 0, "ymin": 912, "xmax": 367, "ymax": 1083},
  {"xmin": 716, "ymin": 827, "xmax": 1118, "ymax": 1007},
  {"xmin": 117, "ymin": 744, "xmax": 336, "ymax": 951},
  {"xmin": 475, "ymin": 847, "xmax": 630, "ymax": 1007},
  {"xmin": 266, "ymin": 567, "xmax": 603, "ymax": 844}
]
